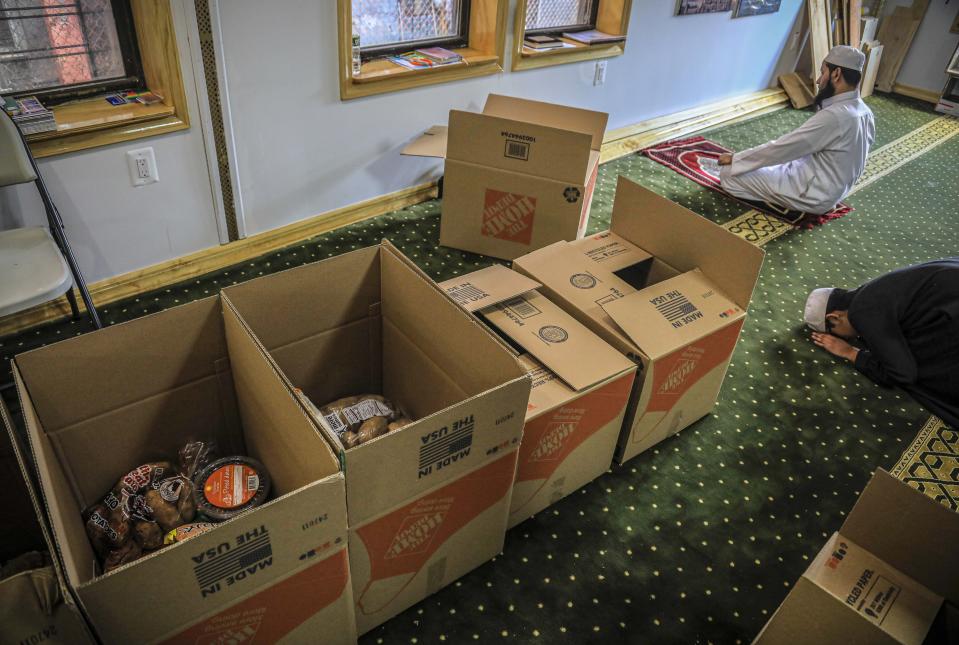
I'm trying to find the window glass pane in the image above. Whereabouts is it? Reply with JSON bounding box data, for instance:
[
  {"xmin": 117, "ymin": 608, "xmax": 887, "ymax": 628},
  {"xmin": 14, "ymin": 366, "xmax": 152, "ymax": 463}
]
[
  {"xmin": 525, "ymin": 0, "xmax": 593, "ymax": 30},
  {"xmin": 0, "ymin": 0, "xmax": 126, "ymax": 95},
  {"xmin": 353, "ymin": 0, "xmax": 462, "ymax": 49}
]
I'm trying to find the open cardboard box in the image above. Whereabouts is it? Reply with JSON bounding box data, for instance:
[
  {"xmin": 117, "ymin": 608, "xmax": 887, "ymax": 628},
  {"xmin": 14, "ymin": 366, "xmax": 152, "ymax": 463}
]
[
  {"xmin": 438, "ymin": 264, "xmax": 636, "ymax": 527},
  {"xmin": 1, "ymin": 397, "xmax": 95, "ymax": 645},
  {"xmin": 402, "ymin": 94, "xmax": 608, "ymax": 261},
  {"xmin": 754, "ymin": 469, "xmax": 959, "ymax": 645},
  {"xmin": 513, "ymin": 176, "xmax": 764, "ymax": 463},
  {"xmin": 220, "ymin": 242, "xmax": 531, "ymax": 634},
  {"xmin": 11, "ymin": 296, "xmax": 356, "ymax": 644}
]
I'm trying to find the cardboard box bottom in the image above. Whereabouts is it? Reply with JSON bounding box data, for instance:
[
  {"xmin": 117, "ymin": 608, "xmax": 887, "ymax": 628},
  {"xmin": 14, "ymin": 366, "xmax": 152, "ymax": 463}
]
[
  {"xmin": 509, "ymin": 372, "xmax": 633, "ymax": 528},
  {"xmin": 349, "ymin": 451, "xmax": 518, "ymax": 635}
]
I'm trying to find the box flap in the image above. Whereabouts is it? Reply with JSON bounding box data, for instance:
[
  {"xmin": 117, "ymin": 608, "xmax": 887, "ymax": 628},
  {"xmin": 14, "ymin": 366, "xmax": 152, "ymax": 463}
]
[
  {"xmin": 570, "ymin": 231, "xmax": 653, "ymax": 273},
  {"xmin": 438, "ymin": 264, "xmax": 541, "ymax": 313},
  {"xmin": 482, "ymin": 94, "xmax": 608, "ymax": 151},
  {"xmin": 401, "ymin": 125, "xmax": 448, "ymax": 159},
  {"xmin": 803, "ymin": 532, "xmax": 941, "ymax": 645},
  {"xmin": 14, "ymin": 297, "xmax": 228, "ymax": 434},
  {"xmin": 446, "ymin": 110, "xmax": 592, "ymax": 185},
  {"xmin": 1, "ymin": 395, "xmax": 93, "ymax": 643},
  {"xmin": 602, "ymin": 269, "xmax": 744, "ymax": 360},
  {"xmin": 609, "ymin": 177, "xmax": 764, "ymax": 309},
  {"xmin": 840, "ymin": 469, "xmax": 959, "ymax": 605},
  {"xmin": 511, "ymin": 241, "xmax": 638, "ymax": 352},
  {"xmin": 480, "ymin": 290, "xmax": 632, "ymax": 392}
]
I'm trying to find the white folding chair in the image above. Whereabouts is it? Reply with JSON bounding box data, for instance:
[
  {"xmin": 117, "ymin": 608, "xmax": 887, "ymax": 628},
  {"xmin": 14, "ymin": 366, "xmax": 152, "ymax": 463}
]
[{"xmin": 0, "ymin": 109, "xmax": 101, "ymax": 329}]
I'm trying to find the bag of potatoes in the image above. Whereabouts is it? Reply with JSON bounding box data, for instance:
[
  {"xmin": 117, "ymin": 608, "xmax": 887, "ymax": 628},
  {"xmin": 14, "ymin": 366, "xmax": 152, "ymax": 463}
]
[
  {"xmin": 314, "ymin": 394, "xmax": 413, "ymax": 450},
  {"xmin": 83, "ymin": 461, "xmax": 197, "ymax": 572}
]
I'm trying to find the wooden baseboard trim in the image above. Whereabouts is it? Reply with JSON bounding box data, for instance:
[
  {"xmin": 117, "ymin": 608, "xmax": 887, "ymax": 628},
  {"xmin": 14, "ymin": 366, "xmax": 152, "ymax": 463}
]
[
  {"xmin": 892, "ymin": 83, "xmax": 941, "ymax": 105},
  {"xmin": 0, "ymin": 87, "xmax": 787, "ymax": 337},
  {"xmin": 0, "ymin": 181, "xmax": 437, "ymax": 336},
  {"xmin": 601, "ymin": 88, "xmax": 789, "ymax": 163}
]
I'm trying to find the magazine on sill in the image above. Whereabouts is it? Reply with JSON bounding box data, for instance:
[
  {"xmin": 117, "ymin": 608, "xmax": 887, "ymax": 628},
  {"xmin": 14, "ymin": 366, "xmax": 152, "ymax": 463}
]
[
  {"xmin": 388, "ymin": 51, "xmax": 464, "ymax": 70},
  {"xmin": 561, "ymin": 29, "xmax": 625, "ymax": 45},
  {"xmin": 523, "ymin": 41, "xmax": 577, "ymax": 53}
]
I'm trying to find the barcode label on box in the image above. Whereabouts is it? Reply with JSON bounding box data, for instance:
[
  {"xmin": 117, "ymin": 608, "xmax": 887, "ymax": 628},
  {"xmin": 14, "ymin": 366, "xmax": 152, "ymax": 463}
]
[
  {"xmin": 446, "ymin": 283, "xmax": 488, "ymax": 306},
  {"xmin": 528, "ymin": 365, "xmax": 556, "ymax": 389},
  {"xmin": 504, "ymin": 140, "xmax": 530, "ymax": 161},
  {"xmin": 651, "ymin": 290, "xmax": 703, "ymax": 329},
  {"xmin": 343, "ymin": 399, "xmax": 393, "ymax": 426},
  {"xmin": 500, "ymin": 296, "xmax": 541, "ymax": 319}
]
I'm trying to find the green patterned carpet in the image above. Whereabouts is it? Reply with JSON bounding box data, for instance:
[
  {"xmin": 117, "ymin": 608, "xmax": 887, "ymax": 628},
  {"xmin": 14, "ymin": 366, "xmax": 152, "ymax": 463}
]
[{"xmin": 2, "ymin": 93, "xmax": 957, "ymax": 644}]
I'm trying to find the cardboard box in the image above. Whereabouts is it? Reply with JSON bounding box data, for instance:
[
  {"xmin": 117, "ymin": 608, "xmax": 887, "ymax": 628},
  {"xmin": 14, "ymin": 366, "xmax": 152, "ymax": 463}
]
[
  {"xmin": 220, "ymin": 242, "xmax": 531, "ymax": 634},
  {"xmin": 513, "ymin": 177, "xmax": 764, "ymax": 463},
  {"xmin": 438, "ymin": 265, "xmax": 637, "ymax": 527},
  {"xmin": 403, "ymin": 94, "xmax": 608, "ymax": 260},
  {"xmin": 11, "ymin": 296, "xmax": 356, "ymax": 644},
  {"xmin": 1, "ymin": 398, "xmax": 95, "ymax": 645},
  {"xmin": 754, "ymin": 469, "xmax": 959, "ymax": 645}
]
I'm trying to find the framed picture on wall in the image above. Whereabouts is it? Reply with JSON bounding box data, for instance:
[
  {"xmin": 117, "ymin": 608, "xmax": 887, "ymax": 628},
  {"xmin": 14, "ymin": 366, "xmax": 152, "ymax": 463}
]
[
  {"xmin": 733, "ymin": 0, "xmax": 782, "ymax": 18},
  {"xmin": 676, "ymin": 0, "xmax": 733, "ymax": 15}
]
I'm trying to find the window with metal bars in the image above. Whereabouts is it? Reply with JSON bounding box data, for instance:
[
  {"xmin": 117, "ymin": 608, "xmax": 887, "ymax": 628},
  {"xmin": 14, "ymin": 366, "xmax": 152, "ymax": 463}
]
[
  {"xmin": 524, "ymin": 0, "xmax": 597, "ymax": 34},
  {"xmin": 0, "ymin": 0, "xmax": 143, "ymax": 104},
  {"xmin": 352, "ymin": 0, "xmax": 471, "ymax": 59}
]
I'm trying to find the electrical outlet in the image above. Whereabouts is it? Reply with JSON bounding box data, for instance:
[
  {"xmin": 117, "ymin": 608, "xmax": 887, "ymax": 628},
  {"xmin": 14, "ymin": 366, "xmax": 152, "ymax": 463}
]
[
  {"xmin": 127, "ymin": 147, "xmax": 158, "ymax": 187},
  {"xmin": 593, "ymin": 61, "xmax": 607, "ymax": 86}
]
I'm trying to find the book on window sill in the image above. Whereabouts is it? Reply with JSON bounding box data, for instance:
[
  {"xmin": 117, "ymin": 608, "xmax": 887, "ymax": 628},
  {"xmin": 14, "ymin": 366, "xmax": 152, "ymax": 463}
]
[
  {"xmin": 388, "ymin": 51, "xmax": 464, "ymax": 70},
  {"xmin": 4, "ymin": 95, "xmax": 57, "ymax": 134},
  {"xmin": 523, "ymin": 41, "xmax": 577, "ymax": 53},
  {"xmin": 414, "ymin": 46, "xmax": 463, "ymax": 63},
  {"xmin": 561, "ymin": 29, "xmax": 625, "ymax": 45},
  {"xmin": 523, "ymin": 35, "xmax": 565, "ymax": 49}
]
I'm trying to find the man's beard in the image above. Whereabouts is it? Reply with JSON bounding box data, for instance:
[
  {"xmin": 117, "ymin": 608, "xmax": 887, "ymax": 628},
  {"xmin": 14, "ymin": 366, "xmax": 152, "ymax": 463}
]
[{"xmin": 814, "ymin": 80, "xmax": 836, "ymax": 109}]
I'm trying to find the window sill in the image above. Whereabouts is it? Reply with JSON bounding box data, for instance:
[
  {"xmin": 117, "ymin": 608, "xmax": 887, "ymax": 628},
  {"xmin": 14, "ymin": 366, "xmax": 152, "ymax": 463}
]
[
  {"xmin": 513, "ymin": 38, "xmax": 625, "ymax": 71},
  {"xmin": 342, "ymin": 48, "xmax": 502, "ymax": 99},
  {"xmin": 25, "ymin": 98, "xmax": 187, "ymax": 159}
]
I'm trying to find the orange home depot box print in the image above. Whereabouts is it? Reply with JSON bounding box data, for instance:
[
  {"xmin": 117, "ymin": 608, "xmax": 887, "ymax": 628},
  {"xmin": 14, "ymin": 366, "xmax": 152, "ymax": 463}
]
[
  {"xmin": 482, "ymin": 189, "xmax": 537, "ymax": 245},
  {"xmin": 647, "ymin": 320, "xmax": 744, "ymax": 413},
  {"xmin": 511, "ymin": 374, "xmax": 633, "ymax": 519},
  {"xmin": 161, "ymin": 548, "xmax": 349, "ymax": 644},
  {"xmin": 353, "ymin": 453, "xmax": 516, "ymax": 617}
]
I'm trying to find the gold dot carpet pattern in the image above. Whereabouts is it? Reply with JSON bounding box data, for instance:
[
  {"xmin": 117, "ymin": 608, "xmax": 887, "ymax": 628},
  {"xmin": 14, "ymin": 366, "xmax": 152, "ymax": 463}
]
[{"xmin": 1, "ymin": 94, "xmax": 956, "ymax": 644}]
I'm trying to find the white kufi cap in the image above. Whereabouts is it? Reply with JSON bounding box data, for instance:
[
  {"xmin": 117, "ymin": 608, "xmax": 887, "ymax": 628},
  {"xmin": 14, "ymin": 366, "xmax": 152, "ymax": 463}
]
[
  {"xmin": 824, "ymin": 45, "xmax": 866, "ymax": 72},
  {"xmin": 804, "ymin": 288, "xmax": 836, "ymax": 332}
]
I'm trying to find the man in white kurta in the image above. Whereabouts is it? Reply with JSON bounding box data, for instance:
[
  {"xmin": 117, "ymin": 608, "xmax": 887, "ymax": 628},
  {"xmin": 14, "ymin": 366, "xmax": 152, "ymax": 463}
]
[{"xmin": 718, "ymin": 46, "xmax": 876, "ymax": 215}]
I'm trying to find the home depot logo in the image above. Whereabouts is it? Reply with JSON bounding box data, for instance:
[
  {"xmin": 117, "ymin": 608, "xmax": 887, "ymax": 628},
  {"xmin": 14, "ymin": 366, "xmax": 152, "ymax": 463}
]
[
  {"xmin": 529, "ymin": 408, "xmax": 584, "ymax": 462},
  {"xmin": 482, "ymin": 189, "xmax": 536, "ymax": 245},
  {"xmin": 530, "ymin": 422, "xmax": 576, "ymax": 462},
  {"xmin": 385, "ymin": 497, "xmax": 454, "ymax": 559},
  {"xmin": 658, "ymin": 347, "xmax": 706, "ymax": 394},
  {"xmin": 196, "ymin": 611, "xmax": 265, "ymax": 645}
]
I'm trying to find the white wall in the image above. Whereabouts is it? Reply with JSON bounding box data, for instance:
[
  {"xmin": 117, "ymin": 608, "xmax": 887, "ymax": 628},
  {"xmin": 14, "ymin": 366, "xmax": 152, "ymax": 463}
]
[
  {"xmin": 0, "ymin": 0, "xmax": 221, "ymax": 284},
  {"xmin": 886, "ymin": 0, "xmax": 959, "ymax": 93},
  {"xmin": 0, "ymin": 0, "xmax": 805, "ymax": 287},
  {"xmin": 217, "ymin": 0, "xmax": 804, "ymax": 237}
]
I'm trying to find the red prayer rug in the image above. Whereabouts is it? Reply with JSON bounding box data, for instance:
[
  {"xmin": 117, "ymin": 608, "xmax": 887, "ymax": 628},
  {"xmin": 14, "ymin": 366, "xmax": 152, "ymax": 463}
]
[{"xmin": 641, "ymin": 136, "xmax": 852, "ymax": 228}]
